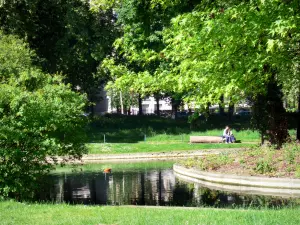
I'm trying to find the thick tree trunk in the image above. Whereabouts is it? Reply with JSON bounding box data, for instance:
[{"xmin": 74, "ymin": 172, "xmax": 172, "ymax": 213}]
[
  {"xmin": 266, "ymin": 77, "xmax": 289, "ymax": 148},
  {"xmin": 251, "ymin": 76, "xmax": 288, "ymax": 147},
  {"xmin": 297, "ymin": 94, "xmax": 300, "ymax": 141},
  {"xmin": 138, "ymin": 94, "xmax": 143, "ymax": 115}
]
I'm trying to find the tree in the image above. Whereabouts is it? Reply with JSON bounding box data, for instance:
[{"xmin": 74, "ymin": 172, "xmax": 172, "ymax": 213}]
[
  {"xmin": 0, "ymin": 32, "xmax": 87, "ymax": 199},
  {"xmin": 101, "ymin": 0, "xmax": 201, "ymax": 106},
  {"xmin": 160, "ymin": 0, "xmax": 299, "ymax": 144},
  {"xmin": 107, "ymin": 0, "xmax": 300, "ymax": 144},
  {"xmin": 106, "ymin": 85, "xmax": 138, "ymax": 114},
  {"xmin": 0, "ymin": 0, "xmax": 118, "ymax": 105}
]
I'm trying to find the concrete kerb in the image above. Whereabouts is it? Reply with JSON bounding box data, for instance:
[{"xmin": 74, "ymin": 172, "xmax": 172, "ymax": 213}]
[{"xmin": 173, "ymin": 164, "xmax": 300, "ymax": 198}]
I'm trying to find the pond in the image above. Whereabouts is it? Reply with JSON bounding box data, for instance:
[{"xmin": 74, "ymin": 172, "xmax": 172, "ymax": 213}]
[{"xmin": 38, "ymin": 161, "xmax": 300, "ymax": 208}]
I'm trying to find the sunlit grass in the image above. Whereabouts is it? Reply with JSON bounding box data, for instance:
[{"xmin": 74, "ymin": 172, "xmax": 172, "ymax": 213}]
[
  {"xmin": 146, "ymin": 129, "xmax": 260, "ymax": 142},
  {"xmin": 86, "ymin": 142, "xmax": 256, "ymax": 154},
  {"xmin": 1, "ymin": 200, "xmax": 300, "ymax": 225},
  {"xmin": 53, "ymin": 161, "xmax": 175, "ymax": 174}
]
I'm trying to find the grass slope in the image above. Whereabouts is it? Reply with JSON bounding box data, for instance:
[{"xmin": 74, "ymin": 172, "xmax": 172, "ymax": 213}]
[{"xmin": 1, "ymin": 201, "xmax": 299, "ymax": 225}]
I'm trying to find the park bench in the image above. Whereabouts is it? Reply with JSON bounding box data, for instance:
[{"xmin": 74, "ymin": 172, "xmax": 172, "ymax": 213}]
[{"xmin": 190, "ymin": 136, "xmax": 223, "ymax": 143}]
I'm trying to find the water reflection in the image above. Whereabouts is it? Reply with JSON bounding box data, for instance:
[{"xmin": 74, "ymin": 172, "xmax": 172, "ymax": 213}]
[{"xmin": 39, "ymin": 166, "xmax": 300, "ymax": 208}]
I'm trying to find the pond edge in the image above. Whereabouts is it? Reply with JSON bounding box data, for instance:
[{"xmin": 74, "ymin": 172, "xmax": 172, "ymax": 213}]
[{"xmin": 173, "ymin": 164, "xmax": 300, "ymax": 198}]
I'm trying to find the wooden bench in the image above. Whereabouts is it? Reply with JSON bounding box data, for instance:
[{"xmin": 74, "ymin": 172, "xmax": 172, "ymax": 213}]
[{"xmin": 190, "ymin": 136, "xmax": 223, "ymax": 143}]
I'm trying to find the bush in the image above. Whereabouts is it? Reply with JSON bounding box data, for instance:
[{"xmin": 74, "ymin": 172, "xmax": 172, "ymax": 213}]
[{"xmin": 0, "ymin": 32, "xmax": 87, "ymax": 199}]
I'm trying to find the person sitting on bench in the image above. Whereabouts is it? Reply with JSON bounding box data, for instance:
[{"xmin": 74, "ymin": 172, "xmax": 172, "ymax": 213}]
[{"xmin": 223, "ymin": 126, "xmax": 235, "ymax": 143}]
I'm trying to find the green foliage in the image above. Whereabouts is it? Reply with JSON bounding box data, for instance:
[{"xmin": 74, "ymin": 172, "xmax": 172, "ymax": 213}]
[
  {"xmin": 105, "ymin": 81, "xmax": 138, "ymax": 113},
  {"xmin": 103, "ymin": 0, "xmax": 300, "ymax": 145},
  {"xmin": 295, "ymin": 166, "xmax": 300, "ymax": 178},
  {"xmin": 0, "ymin": 0, "xmax": 118, "ymax": 103},
  {"xmin": 181, "ymin": 142, "xmax": 300, "ymax": 177},
  {"xmin": 182, "ymin": 153, "xmax": 234, "ymax": 171},
  {"xmin": 255, "ymin": 158, "xmax": 275, "ymax": 174},
  {"xmin": 0, "ymin": 32, "xmax": 87, "ymax": 199}
]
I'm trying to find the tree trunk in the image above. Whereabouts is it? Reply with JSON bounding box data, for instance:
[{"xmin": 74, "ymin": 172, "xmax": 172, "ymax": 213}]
[
  {"xmin": 228, "ymin": 102, "xmax": 234, "ymax": 121},
  {"xmin": 219, "ymin": 95, "xmax": 224, "ymax": 115},
  {"xmin": 261, "ymin": 133, "xmax": 265, "ymax": 145},
  {"xmin": 138, "ymin": 94, "xmax": 143, "ymax": 115},
  {"xmin": 155, "ymin": 95, "xmax": 160, "ymax": 116},
  {"xmin": 297, "ymin": 94, "xmax": 300, "ymax": 141},
  {"xmin": 119, "ymin": 91, "xmax": 124, "ymax": 114},
  {"xmin": 172, "ymin": 103, "xmax": 178, "ymax": 119},
  {"xmin": 90, "ymin": 104, "xmax": 95, "ymax": 117}
]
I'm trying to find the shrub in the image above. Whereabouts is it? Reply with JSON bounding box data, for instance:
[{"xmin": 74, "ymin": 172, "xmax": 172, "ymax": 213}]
[{"xmin": 0, "ymin": 33, "xmax": 87, "ymax": 199}]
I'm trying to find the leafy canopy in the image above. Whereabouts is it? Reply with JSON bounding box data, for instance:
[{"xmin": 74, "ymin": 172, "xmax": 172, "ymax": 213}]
[{"xmin": 107, "ymin": 0, "xmax": 300, "ymax": 106}]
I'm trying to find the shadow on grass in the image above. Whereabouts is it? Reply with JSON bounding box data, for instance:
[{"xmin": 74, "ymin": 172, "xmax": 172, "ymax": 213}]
[
  {"xmin": 87, "ymin": 114, "xmax": 254, "ymax": 143},
  {"xmin": 87, "ymin": 113, "xmax": 297, "ymax": 143}
]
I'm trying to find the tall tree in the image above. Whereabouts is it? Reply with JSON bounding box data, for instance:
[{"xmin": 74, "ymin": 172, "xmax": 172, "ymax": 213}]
[
  {"xmin": 101, "ymin": 0, "xmax": 201, "ymax": 105},
  {"xmin": 108, "ymin": 0, "xmax": 300, "ymax": 144},
  {"xmin": 0, "ymin": 0, "xmax": 118, "ymax": 101}
]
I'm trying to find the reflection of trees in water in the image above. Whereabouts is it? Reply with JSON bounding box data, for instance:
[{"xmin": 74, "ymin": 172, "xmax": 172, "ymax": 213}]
[
  {"xmin": 178, "ymin": 180, "xmax": 298, "ymax": 208},
  {"xmin": 42, "ymin": 169, "xmax": 177, "ymax": 205},
  {"xmin": 39, "ymin": 170, "xmax": 300, "ymax": 207}
]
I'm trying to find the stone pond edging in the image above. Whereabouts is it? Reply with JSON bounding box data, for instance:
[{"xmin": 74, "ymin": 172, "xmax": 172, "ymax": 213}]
[{"xmin": 173, "ymin": 164, "xmax": 300, "ymax": 198}]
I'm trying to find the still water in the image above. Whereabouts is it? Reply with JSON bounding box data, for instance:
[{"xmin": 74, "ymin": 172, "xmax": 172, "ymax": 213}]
[{"xmin": 39, "ymin": 161, "xmax": 299, "ymax": 208}]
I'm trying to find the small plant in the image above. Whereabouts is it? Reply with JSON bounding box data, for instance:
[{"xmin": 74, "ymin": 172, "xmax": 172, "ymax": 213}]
[
  {"xmin": 182, "ymin": 158, "xmax": 197, "ymax": 168},
  {"xmin": 254, "ymin": 158, "xmax": 274, "ymax": 174},
  {"xmin": 295, "ymin": 166, "xmax": 300, "ymax": 178}
]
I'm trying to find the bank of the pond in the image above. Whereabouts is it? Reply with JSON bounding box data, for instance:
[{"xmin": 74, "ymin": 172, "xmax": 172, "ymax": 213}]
[
  {"xmin": 1, "ymin": 200, "xmax": 300, "ymax": 225},
  {"xmin": 173, "ymin": 164, "xmax": 300, "ymax": 198},
  {"xmin": 86, "ymin": 142, "xmax": 256, "ymax": 154},
  {"xmin": 56, "ymin": 148, "xmax": 247, "ymax": 163},
  {"xmin": 180, "ymin": 143, "xmax": 300, "ymax": 179},
  {"xmin": 53, "ymin": 160, "xmax": 175, "ymax": 173}
]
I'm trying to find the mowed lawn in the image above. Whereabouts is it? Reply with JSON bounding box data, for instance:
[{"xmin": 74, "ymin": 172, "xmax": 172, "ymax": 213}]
[
  {"xmin": 87, "ymin": 142, "xmax": 255, "ymax": 154},
  {"xmin": 1, "ymin": 201, "xmax": 299, "ymax": 225},
  {"xmin": 86, "ymin": 115, "xmax": 297, "ymax": 154},
  {"xmin": 86, "ymin": 129, "xmax": 259, "ymax": 154}
]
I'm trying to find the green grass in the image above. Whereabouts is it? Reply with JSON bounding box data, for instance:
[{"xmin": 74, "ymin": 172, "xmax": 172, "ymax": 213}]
[
  {"xmin": 85, "ymin": 115, "xmax": 260, "ymax": 154},
  {"xmin": 53, "ymin": 161, "xmax": 175, "ymax": 174},
  {"xmin": 146, "ymin": 129, "xmax": 260, "ymax": 142},
  {"xmin": 85, "ymin": 115, "xmax": 300, "ymax": 155},
  {"xmin": 87, "ymin": 142, "xmax": 255, "ymax": 154},
  {"xmin": 1, "ymin": 200, "xmax": 300, "ymax": 225},
  {"xmin": 87, "ymin": 114, "xmax": 258, "ymax": 143},
  {"xmin": 88, "ymin": 129, "xmax": 260, "ymax": 143}
]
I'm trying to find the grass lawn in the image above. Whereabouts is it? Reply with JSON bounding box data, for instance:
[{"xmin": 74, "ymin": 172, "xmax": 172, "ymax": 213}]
[
  {"xmin": 53, "ymin": 160, "xmax": 175, "ymax": 173},
  {"xmin": 86, "ymin": 115, "xmax": 261, "ymax": 154},
  {"xmin": 86, "ymin": 142, "xmax": 255, "ymax": 154},
  {"xmin": 1, "ymin": 200, "xmax": 300, "ymax": 225},
  {"xmin": 85, "ymin": 115, "xmax": 297, "ymax": 154}
]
